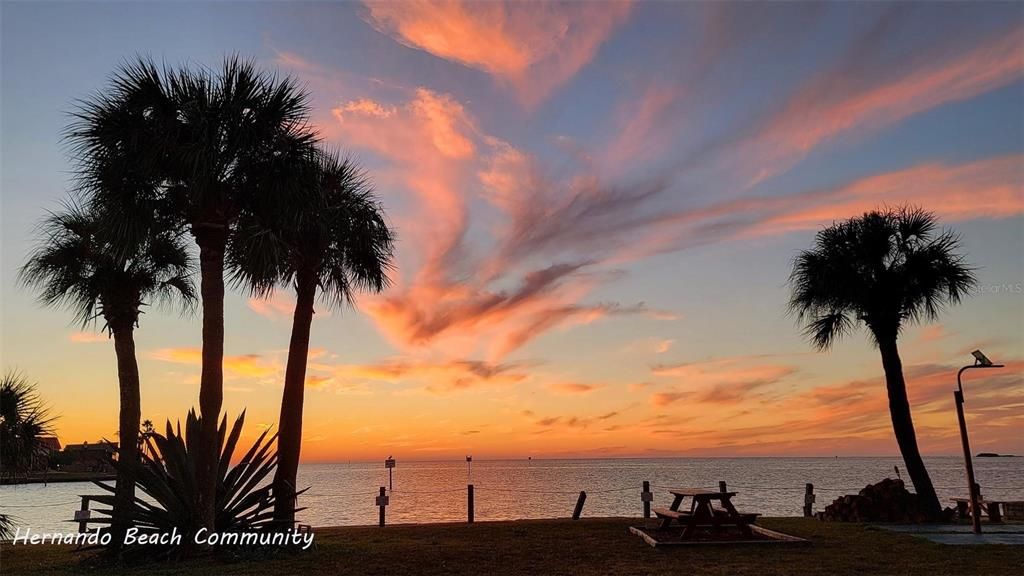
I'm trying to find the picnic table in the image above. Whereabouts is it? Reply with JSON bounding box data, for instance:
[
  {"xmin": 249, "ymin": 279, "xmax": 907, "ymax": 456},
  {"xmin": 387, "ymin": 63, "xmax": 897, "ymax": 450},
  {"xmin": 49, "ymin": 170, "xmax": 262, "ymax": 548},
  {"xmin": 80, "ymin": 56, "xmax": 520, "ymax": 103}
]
[
  {"xmin": 951, "ymin": 498, "xmax": 1024, "ymax": 523},
  {"xmin": 653, "ymin": 488, "xmax": 759, "ymax": 539}
]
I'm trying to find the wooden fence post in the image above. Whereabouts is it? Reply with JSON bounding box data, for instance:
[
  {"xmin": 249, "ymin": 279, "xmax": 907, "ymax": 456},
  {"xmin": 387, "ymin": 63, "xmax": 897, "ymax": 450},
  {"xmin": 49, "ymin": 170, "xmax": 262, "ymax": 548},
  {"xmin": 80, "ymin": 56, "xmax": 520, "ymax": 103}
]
[
  {"xmin": 377, "ymin": 486, "xmax": 388, "ymax": 527},
  {"xmin": 642, "ymin": 481, "xmax": 651, "ymax": 518},
  {"xmin": 75, "ymin": 496, "xmax": 91, "ymax": 534},
  {"xmin": 468, "ymin": 484, "xmax": 475, "ymax": 524},
  {"xmin": 719, "ymin": 481, "xmax": 727, "ymax": 493},
  {"xmin": 572, "ymin": 491, "xmax": 587, "ymax": 520},
  {"xmin": 804, "ymin": 483, "xmax": 815, "ymax": 517}
]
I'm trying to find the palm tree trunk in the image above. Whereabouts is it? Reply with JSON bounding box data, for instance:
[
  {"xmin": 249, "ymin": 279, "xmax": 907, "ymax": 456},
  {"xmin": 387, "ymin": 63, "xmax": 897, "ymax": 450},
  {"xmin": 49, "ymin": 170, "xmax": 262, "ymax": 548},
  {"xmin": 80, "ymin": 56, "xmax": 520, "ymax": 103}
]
[
  {"xmin": 272, "ymin": 270, "xmax": 317, "ymax": 527},
  {"xmin": 196, "ymin": 225, "xmax": 226, "ymax": 531},
  {"xmin": 878, "ymin": 336, "xmax": 942, "ymax": 519},
  {"xmin": 111, "ymin": 325, "xmax": 141, "ymax": 548}
]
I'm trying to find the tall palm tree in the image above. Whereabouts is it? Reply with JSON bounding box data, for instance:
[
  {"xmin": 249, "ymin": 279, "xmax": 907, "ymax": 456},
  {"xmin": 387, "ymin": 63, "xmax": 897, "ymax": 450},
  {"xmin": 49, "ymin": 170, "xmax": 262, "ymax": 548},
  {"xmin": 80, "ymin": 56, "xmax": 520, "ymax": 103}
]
[
  {"xmin": 788, "ymin": 206, "xmax": 975, "ymax": 519},
  {"xmin": 0, "ymin": 371, "xmax": 56, "ymax": 481},
  {"xmin": 67, "ymin": 56, "xmax": 316, "ymax": 528},
  {"xmin": 20, "ymin": 203, "xmax": 195, "ymax": 543},
  {"xmin": 229, "ymin": 151, "xmax": 395, "ymax": 526}
]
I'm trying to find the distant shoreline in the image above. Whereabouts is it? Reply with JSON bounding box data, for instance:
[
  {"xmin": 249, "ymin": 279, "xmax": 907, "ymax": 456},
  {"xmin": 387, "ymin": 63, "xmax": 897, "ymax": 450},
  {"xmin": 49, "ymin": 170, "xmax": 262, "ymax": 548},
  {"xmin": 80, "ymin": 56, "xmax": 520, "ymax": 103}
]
[{"xmin": 1, "ymin": 472, "xmax": 115, "ymax": 486}]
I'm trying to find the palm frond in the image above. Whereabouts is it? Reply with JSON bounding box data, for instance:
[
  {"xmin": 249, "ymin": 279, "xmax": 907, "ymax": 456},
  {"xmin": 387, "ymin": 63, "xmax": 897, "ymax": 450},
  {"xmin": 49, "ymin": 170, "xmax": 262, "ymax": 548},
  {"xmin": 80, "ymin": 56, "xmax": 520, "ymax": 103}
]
[{"xmin": 788, "ymin": 204, "xmax": 976, "ymax": 347}]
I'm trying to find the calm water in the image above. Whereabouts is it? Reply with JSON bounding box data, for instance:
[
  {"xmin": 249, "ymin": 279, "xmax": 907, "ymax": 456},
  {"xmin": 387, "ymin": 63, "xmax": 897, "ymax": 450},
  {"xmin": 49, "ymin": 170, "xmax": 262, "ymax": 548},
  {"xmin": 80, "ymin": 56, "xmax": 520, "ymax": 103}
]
[{"xmin": 3, "ymin": 457, "xmax": 1022, "ymax": 532}]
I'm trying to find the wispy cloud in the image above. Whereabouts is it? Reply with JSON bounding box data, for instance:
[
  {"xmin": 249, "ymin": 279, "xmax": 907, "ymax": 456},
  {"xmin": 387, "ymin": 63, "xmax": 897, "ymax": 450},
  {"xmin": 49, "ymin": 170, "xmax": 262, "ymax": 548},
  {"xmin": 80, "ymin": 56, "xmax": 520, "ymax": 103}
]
[
  {"xmin": 361, "ymin": 0, "xmax": 632, "ymax": 107},
  {"xmin": 307, "ymin": 357, "xmax": 530, "ymax": 394},
  {"xmin": 68, "ymin": 331, "xmax": 108, "ymax": 343},
  {"xmin": 721, "ymin": 23, "xmax": 1024, "ymax": 187},
  {"xmin": 330, "ymin": 88, "xmax": 675, "ymax": 360},
  {"xmin": 650, "ymin": 356, "xmax": 799, "ymax": 405},
  {"xmin": 149, "ymin": 348, "xmax": 281, "ymax": 380},
  {"xmin": 547, "ymin": 382, "xmax": 602, "ymax": 395}
]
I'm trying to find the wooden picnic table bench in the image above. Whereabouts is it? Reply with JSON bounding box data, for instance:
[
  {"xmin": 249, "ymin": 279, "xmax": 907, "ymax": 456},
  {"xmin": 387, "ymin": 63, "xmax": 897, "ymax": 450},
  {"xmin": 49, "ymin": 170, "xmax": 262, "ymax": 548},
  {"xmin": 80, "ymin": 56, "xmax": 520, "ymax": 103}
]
[
  {"xmin": 655, "ymin": 488, "xmax": 758, "ymax": 539},
  {"xmin": 951, "ymin": 498, "xmax": 1024, "ymax": 523}
]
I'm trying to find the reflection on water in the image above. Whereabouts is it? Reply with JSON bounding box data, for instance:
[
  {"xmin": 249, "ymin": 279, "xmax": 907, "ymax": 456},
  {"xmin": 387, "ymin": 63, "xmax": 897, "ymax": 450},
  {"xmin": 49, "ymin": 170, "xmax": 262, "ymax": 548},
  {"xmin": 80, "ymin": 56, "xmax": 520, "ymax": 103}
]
[{"xmin": 2, "ymin": 456, "xmax": 1021, "ymax": 531}]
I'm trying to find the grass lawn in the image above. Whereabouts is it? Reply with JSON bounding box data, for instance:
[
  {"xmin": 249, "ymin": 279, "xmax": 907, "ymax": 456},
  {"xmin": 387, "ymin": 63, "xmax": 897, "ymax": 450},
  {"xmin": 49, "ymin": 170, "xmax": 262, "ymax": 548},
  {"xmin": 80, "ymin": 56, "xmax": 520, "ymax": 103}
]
[{"xmin": 1, "ymin": 518, "xmax": 1021, "ymax": 576}]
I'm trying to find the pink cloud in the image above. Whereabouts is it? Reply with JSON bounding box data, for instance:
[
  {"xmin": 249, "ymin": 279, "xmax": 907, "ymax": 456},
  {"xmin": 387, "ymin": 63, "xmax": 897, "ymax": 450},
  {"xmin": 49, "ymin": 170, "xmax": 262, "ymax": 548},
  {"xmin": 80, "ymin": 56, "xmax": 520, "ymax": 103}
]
[
  {"xmin": 248, "ymin": 292, "xmax": 296, "ymax": 319},
  {"xmin": 611, "ymin": 154, "xmax": 1024, "ymax": 262},
  {"xmin": 329, "ymin": 88, "xmax": 671, "ymax": 360},
  {"xmin": 917, "ymin": 324, "xmax": 949, "ymax": 344},
  {"xmin": 734, "ymin": 24, "xmax": 1024, "ymax": 186},
  {"xmin": 361, "ymin": 0, "xmax": 633, "ymax": 107}
]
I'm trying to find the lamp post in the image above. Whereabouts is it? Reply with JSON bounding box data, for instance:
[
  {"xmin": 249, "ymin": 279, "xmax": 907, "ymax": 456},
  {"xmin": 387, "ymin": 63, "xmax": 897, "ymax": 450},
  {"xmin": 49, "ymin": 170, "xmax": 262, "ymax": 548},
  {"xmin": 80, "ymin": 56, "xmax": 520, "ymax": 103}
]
[{"xmin": 955, "ymin": 350, "xmax": 1003, "ymax": 535}]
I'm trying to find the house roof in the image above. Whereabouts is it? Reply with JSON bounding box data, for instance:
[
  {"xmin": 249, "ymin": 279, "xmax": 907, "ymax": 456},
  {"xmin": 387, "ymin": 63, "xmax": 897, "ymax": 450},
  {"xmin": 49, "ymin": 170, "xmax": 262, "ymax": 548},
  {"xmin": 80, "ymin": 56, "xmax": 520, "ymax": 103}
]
[
  {"xmin": 37, "ymin": 436, "xmax": 62, "ymax": 451},
  {"xmin": 63, "ymin": 440, "xmax": 117, "ymax": 452}
]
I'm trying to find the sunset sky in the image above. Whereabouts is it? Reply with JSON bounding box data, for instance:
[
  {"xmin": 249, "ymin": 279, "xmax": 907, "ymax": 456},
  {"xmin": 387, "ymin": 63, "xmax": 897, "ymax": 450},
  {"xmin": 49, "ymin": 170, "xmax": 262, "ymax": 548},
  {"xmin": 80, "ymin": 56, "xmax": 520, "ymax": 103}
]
[{"xmin": 1, "ymin": 2, "xmax": 1022, "ymax": 461}]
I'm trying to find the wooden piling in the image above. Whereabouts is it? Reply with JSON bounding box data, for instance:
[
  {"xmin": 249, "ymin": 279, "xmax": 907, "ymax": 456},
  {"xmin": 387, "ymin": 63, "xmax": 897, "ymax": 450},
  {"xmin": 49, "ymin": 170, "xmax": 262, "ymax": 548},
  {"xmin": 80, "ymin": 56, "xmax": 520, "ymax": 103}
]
[
  {"xmin": 804, "ymin": 483, "xmax": 815, "ymax": 517},
  {"xmin": 378, "ymin": 486, "xmax": 387, "ymax": 527},
  {"xmin": 719, "ymin": 481, "xmax": 727, "ymax": 493},
  {"xmin": 468, "ymin": 484, "xmax": 475, "ymax": 524},
  {"xmin": 642, "ymin": 480, "xmax": 651, "ymax": 518},
  {"xmin": 572, "ymin": 491, "xmax": 587, "ymax": 520}
]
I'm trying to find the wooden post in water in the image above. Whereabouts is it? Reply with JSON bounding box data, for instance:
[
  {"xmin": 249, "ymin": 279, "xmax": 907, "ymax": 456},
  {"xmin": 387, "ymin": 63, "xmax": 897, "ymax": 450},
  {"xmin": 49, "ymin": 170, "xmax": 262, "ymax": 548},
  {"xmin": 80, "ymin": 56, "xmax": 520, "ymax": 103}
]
[
  {"xmin": 377, "ymin": 486, "xmax": 388, "ymax": 527},
  {"xmin": 642, "ymin": 481, "xmax": 651, "ymax": 518},
  {"xmin": 468, "ymin": 484, "xmax": 475, "ymax": 524},
  {"xmin": 572, "ymin": 491, "xmax": 587, "ymax": 520},
  {"xmin": 719, "ymin": 481, "xmax": 727, "ymax": 493},
  {"xmin": 804, "ymin": 483, "xmax": 815, "ymax": 517}
]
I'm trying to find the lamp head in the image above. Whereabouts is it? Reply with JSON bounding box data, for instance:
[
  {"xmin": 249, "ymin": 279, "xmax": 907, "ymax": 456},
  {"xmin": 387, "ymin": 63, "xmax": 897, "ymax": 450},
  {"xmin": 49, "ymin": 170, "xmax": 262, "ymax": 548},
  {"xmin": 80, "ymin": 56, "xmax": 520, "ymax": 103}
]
[{"xmin": 972, "ymin": 350, "xmax": 993, "ymax": 367}]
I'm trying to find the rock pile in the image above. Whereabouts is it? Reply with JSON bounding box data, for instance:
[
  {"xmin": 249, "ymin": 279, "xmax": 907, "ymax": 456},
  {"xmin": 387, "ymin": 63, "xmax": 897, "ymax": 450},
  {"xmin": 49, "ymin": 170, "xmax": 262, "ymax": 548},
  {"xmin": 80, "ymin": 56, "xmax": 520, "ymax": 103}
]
[{"xmin": 818, "ymin": 478, "xmax": 929, "ymax": 523}]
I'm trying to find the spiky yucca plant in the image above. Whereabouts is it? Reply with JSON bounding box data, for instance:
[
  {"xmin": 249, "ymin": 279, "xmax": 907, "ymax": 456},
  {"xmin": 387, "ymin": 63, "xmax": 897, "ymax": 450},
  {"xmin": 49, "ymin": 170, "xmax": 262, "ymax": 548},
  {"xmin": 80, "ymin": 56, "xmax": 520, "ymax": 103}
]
[{"xmin": 90, "ymin": 411, "xmax": 287, "ymax": 558}]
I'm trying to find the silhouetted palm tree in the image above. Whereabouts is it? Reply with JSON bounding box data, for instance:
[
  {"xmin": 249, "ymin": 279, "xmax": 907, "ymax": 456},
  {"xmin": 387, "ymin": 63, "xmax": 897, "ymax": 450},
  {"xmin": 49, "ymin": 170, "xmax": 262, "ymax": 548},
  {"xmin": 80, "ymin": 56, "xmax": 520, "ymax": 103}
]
[
  {"xmin": 20, "ymin": 204, "xmax": 195, "ymax": 542},
  {"xmin": 0, "ymin": 371, "xmax": 55, "ymax": 481},
  {"xmin": 788, "ymin": 206, "xmax": 975, "ymax": 519},
  {"xmin": 67, "ymin": 56, "xmax": 316, "ymax": 528},
  {"xmin": 229, "ymin": 151, "xmax": 394, "ymax": 526},
  {"xmin": 139, "ymin": 419, "xmax": 156, "ymax": 458}
]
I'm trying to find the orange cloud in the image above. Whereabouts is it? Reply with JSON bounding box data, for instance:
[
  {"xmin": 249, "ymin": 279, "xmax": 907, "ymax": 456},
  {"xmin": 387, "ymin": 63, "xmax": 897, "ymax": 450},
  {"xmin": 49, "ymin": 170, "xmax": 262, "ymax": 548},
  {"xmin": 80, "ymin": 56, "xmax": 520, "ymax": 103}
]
[
  {"xmin": 652, "ymin": 357, "xmax": 797, "ymax": 386},
  {"xmin": 650, "ymin": 391, "xmax": 686, "ymax": 407},
  {"xmin": 361, "ymin": 0, "xmax": 633, "ymax": 107},
  {"xmin": 149, "ymin": 348, "xmax": 280, "ymax": 380},
  {"xmin": 547, "ymin": 382, "xmax": 601, "ymax": 394},
  {"xmin": 68, "ymin": 331, "xmax": 108, "ymax": 343},
  {"xmin": 307, "ymin": 357, "xmax": 529, "ymax": 394},
  {"xmin": 650, "ymin": 356, "xmax": 799, "ymax": 405}
]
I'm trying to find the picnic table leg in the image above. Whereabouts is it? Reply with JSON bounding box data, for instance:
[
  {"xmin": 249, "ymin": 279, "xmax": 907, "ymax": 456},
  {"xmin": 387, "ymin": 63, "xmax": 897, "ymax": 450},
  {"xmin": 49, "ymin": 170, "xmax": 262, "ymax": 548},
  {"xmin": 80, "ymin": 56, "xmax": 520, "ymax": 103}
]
[
  {"xmin": 660, "ymin": 494, "xmax": 686, "ymax": 530},
  {"xmin": 720, "ymin": 496, "xmax": 752, "ymax": 537},
  {"xmin": 987, "ymin": 502, "xmax": 1002, "ymax": 524},
  {"xmin": 682, "ymin": 499, "xmax": 713, "ymax": 540},
  {"xmin": 956, "ymin": 500, "xmax": 968, "ymax": 519}
]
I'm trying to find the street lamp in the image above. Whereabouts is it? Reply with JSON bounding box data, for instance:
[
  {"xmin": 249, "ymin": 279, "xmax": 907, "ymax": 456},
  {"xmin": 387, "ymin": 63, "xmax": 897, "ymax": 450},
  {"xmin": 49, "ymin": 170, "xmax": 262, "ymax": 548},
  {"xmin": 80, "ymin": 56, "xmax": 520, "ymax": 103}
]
[{"xmin": 955, "ymin": 350, "xmax": 1003, "ymax": 534}]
